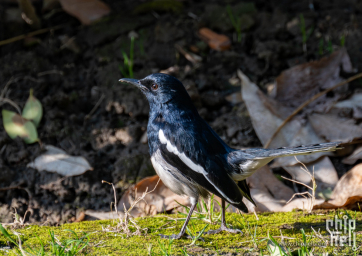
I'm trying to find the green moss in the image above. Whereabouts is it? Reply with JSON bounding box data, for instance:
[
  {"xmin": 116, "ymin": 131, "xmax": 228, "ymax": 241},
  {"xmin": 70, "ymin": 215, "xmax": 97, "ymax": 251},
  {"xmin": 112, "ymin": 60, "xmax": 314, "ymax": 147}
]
[{"xmin": 0, "ymin": 210, "xmax": 361, "ymax": 255}]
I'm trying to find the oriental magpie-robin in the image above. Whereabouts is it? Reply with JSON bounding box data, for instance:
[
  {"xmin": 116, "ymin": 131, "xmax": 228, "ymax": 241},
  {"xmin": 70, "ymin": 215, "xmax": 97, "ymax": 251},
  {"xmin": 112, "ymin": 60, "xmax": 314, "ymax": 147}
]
[{"xmin": 119, "ymin": 73, "xmax": 340, "ymax": 239}]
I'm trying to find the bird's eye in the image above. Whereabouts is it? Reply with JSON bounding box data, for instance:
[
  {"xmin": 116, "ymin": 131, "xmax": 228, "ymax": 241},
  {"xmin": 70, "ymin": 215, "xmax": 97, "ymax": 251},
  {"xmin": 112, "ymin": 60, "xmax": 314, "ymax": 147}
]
[{"xmin": 151, "ymin": 84, "xmax": 159, "ymax": 90}]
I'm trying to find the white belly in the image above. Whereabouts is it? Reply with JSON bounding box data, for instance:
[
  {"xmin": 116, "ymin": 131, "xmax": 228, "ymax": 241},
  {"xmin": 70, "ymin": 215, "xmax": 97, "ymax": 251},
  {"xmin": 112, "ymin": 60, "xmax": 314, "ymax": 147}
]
[{"xmin": 150, "ymin": 149, "xmax": 203, "ymax": 199}]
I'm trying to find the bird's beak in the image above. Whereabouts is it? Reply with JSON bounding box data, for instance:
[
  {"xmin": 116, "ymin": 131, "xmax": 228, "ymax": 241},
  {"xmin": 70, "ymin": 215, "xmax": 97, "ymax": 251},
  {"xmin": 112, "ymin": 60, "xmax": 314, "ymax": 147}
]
[
  {"xmin": 119, "ymin": 78, "xmax": 148, "ymax": 92},
  {"xmin": 119, "ymin": 78, "xmax": 140, "ymax": 87}
]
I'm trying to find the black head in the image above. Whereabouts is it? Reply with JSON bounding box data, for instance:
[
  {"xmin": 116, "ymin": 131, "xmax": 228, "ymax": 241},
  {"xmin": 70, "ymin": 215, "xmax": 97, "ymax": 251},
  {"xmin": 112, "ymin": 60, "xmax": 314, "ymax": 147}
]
[{"xmin": 119, "ymin": 73, "xmax": 192, "ymax": 105}]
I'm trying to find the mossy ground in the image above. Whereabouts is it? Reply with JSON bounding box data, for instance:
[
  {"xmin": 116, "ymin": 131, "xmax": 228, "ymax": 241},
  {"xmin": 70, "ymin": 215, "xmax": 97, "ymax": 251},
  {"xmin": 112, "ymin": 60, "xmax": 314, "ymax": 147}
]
[{"xmin": 0, "ymin": 210, "xmax": 361, "ymax": 255}]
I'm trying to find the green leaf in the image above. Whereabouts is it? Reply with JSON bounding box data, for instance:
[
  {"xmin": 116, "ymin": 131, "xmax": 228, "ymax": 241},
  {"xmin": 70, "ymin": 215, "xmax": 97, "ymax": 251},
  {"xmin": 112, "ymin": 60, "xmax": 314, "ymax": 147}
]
[
  {"xmin": 22, "ymin": 88, "xmax": 43, "ymax": 127},
  {"xmin": 2, "ymin": 109, "xmax": 38, "ymax": 144}
]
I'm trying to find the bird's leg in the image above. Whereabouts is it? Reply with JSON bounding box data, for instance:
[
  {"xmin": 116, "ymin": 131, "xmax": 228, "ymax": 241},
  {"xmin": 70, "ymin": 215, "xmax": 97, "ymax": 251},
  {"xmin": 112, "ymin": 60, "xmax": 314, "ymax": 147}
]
[
  {"xmin": 159, "ymin": 199, "xmax": 197, "ymax": 239},
  {"xmin": 203, "ymin": 199, "xmax": 243, "ymax": 235}
]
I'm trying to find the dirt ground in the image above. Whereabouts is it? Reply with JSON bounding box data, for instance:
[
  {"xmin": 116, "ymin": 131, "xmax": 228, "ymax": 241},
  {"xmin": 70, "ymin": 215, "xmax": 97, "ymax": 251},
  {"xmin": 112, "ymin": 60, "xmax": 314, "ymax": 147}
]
[{"xmin": 0, "ymin": 0, "xmax": 361, "ymax": 225}]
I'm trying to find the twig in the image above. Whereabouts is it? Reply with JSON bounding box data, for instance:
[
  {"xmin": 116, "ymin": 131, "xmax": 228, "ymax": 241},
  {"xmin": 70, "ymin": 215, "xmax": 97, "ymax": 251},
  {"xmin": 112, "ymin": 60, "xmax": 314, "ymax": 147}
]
[
  {"xmin": 12, "ymin": 230, "xmax": 28, "ymax": 256},
  {"xmin": 84, "ymin": 94, "xmax": 105, "ymax": 121},
  {"xmin": 175, "ymin": 44, "xmax": 202, "ymax": 64},
  {"xmin": 0, "ymin": 76, "xmax": 41, "ymax": 114},
  {"xmin": 102, "ymin": 178, "xmax": 160, "ymax": 236},
  {"xmin": 282, "ymin": 157, "xmax": 316, "ymax": 213},
  {"xmin": 0, "ymin": 77, "xmax": 14, "ymax": 99},
  {"xmin": 0, "ymin": 78, "xmax": 21, "ymax": 113},
  {"xmin": 311, "ymin": 226, "xmax": 328, "ymax": 246},
  {"xmin": 0, "ymin": 24, "xmax": 64, "ymax": 47},
  {"xmin": 0, "ymin": 98, "xmax": 22, "ymax": 114},
  {"xmin": 264, "ymin": 72, "xmax": 362, "ymax": 148},
  {"xmin": 102, "ymin": 180, "xmax": 118, "ymax": 216},
  {"xmin": 281, "ymin": 177, "xmax": 313, "ymax": 191},
  {"xmin": 0, "ymin": 186, "xmax": 32, "ymax": 200},
  {"xmin": 37, "ymin": 70, "xmax": 64, "ymax": 76},
  {"xmin": 153, "ymin": 221, "xmax": 174, "ymax": 232}
]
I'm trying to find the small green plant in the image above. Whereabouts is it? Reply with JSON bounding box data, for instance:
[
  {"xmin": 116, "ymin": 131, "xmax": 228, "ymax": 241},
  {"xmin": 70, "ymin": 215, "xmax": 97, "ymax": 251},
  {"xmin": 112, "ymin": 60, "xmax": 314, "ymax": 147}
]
[
  {"xmin": 267, "ymin": 233, "xmax": 290, "ymax": 255},
  {"xmin": 267, "ymin": 228, "xmax": 315, "ymax": 256},
  {"xmin": 327, "ymin": 39, "xmax": 333, "ymax": 53},
  {"xmin": 179, "ymin": 247, "xmax": 189, "ymax": 256},
  {"xmin": 49, "ymin": 229, "xmax": 90, "ymax": 256},
  {"xmin": 299, "ymin": 14, "xmax": 314, "ymax": 53},
  {"xmin": 119, "ymin": 36, "xmax": 135, "ymax": 78},
  {"xmin": 176, "ymin": 195, "xmax": 225, "ymax": 225},
  {"xmin": 226, "ymin": 5, "xmax": 242, "ymax": 42},
  {"xmin": 0, "ymin": 224, "xmax": 90, "ymax": 255},
  {"xmin": 318, "ymin": 37, "xmax": 324, "ymax": 55},
  {"xmin": 340, "ymin": 34, "xmax": 345, "ymax": 47},
  {"xmin": 233, "ymin": 215, "xmax": 268, "ymax": 253},
  {"xmin": 157, "ymin": 237, "xmax": 174, "ymax": 256},
  {"xmin": 1, "ymin": 89, "xmax": 42, "ymax": 144},
  {"xmin": 185, "ymin": 222, "xmax": 208, "ymax": 245}
]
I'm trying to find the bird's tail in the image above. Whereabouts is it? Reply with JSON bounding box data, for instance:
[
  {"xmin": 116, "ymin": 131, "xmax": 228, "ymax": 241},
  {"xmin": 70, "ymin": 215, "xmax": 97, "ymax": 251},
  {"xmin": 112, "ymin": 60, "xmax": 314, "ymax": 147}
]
[
  {"xmin": 228, "ymin": 142, "xmax": 341, "ymax": 209},
  {"xmin": 244, "ymin": 142, "xmax": 341, "ymax": 159},
  {"xmin": 228, "ymin": 142, "xmax": 341, "ymax": 183}
]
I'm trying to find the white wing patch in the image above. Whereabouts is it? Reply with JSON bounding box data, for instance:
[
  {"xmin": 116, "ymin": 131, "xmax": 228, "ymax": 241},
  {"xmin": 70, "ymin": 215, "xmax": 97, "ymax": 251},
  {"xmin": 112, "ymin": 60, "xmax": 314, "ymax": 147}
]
[
  {"xmin": 158, "ymin": 129, "xmax": 239, "ymax": 204},
  {"xmin": 158, "ymin": 130, "xmax": 206, "ymax": 174}
]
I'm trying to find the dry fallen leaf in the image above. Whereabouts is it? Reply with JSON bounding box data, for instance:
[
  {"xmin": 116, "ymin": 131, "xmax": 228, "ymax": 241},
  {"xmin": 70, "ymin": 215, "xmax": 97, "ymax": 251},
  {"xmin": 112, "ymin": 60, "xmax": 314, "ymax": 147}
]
[
  {"xmin": 239, "ymin": 70, "xmax": 333, "ymax": 166},
  {"xmin": 84, "ymin": 209, "xmax": 122, "ymax": 220},
  {"xmin": 238, "ymin": 59, "xmax": 345, "ymax": 192},
  {"xmin": 59, "ymin": 0, "xmax": 110, "ymax": 25},
  {"xmin": 333, "ymin": 92, "xmax": 362, "ymax": 119},
  {"xmin": 273, "ymin": 48, "xmax": 352, "ymax": 111},
  {"xmin": 27, "ymin": 145, "xmax": 93, "ymax": 176},
  {"xmin": 342, "ymin": 145, "xmax": 362, "ymax": 165},
  {"xmin": 246, "ymin": 166, "xmax": 294, "ymax": 212},
  {"xmin": 118, "ymin": 175, "xmax": 190, "ymax": 217},
  {"xmin": 199, "ymin": 28, "xmax": 231, "ymax": 51},
  {"xmin": 327, "ymin": 164, "xmax": 362, "ymax": 207},
  {"xmin": 308, "ymin": 113, "xmax": 362, "ymax": 142},
  {"xmin": 282, "ymin": 156, "xmax": 339, "ymax": 194}
]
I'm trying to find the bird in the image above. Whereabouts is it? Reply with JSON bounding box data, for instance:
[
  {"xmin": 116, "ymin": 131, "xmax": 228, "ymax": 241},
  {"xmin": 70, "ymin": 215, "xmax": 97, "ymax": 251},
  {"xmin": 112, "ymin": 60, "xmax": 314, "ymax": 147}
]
[{"xmin": 119, "ymin": 73, "xmax": 340, "ymax": 239}]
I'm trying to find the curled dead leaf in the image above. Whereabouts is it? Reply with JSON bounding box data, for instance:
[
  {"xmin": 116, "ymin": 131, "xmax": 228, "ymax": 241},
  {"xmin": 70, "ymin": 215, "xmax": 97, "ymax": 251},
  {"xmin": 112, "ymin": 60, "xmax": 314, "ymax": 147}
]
[
  {"xmin": 59, "ymin": 0, "xmax": 110, "ymax": 25},
  {"xmin": 342, "ymin": 145, "xmax": 362, "ymax": 165},
  {"xmin": 199, "ymin": 28, "xmax": 231, "ymax": 51},
  {"xmin": 118, "ymin": 175, "xmax": 190, "ymax": 217},
  {"xmin": 326, "ymin": 164, "xmax": 362, "ymax": 208},
  {"xmin": 273, "ymin": 48, "xmax": 352, "ymax": 111}
]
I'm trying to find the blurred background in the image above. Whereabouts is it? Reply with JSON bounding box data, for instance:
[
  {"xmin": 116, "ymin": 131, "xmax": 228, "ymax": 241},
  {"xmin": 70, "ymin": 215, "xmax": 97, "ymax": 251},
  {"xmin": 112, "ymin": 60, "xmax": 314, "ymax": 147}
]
[{"xmin": 0, "ymin": 0, "xmax": 362, "ymax": 224}]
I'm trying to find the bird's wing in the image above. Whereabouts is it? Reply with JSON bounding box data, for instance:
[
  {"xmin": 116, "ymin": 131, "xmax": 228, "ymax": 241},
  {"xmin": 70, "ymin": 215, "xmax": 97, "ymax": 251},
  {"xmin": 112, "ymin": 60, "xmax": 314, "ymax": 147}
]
[
  {"xmin": 158, "ymin": 122, "xmax": 248, "ymax": 212},
  {"xmin": 237, "ymin": 179, "xmax": 255, "ymax": 206}
]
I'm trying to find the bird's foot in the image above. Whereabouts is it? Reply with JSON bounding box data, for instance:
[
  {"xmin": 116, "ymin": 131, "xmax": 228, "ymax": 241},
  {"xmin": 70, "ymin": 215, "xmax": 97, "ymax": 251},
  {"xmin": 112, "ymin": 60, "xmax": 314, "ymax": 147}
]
[{"xmin": 203, "ymin": 225, "xmax": 243, "ymax": 235}]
